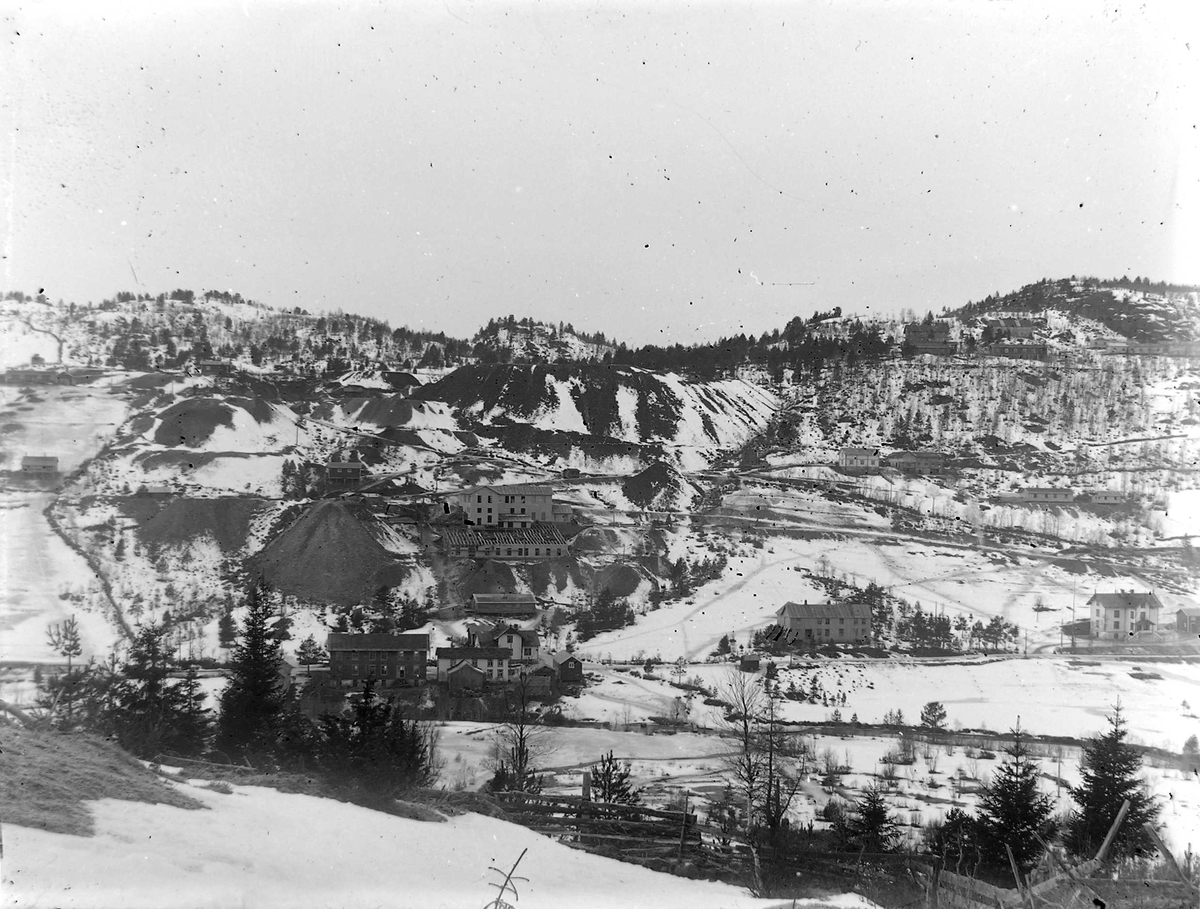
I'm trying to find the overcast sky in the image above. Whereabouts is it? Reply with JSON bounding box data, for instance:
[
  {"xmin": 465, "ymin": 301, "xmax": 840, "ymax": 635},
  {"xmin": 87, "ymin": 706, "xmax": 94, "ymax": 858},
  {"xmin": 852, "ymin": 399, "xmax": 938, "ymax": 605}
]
[{"xmin": 2, "ymin": 1, "xmax": 1196, "ymax": 345}]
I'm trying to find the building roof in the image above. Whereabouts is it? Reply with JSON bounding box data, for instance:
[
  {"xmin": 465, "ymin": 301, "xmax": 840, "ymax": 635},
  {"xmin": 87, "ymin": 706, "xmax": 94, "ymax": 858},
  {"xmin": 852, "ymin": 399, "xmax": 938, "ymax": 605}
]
[
  {"xmin": 477, "ymin": 624, "xmax": 539, "ymax": 647},
  {"xmin": 549, "ymin": 650, "xmax": 581, "ymax": 665},
  {"xmin": 552, "ymin": 502, "xmax": 574, "ymax": 514},
  {"xmin": 775, "ymin": 601, "xmax": 872, "ymax": 620},
  {"xmin": 327, "ymin": 633, "xmax": 429, "ymax": 651},
  {"xmin": 1085, "ymin": 592, "xmax": 1164, "ymax": 611},
  {"xmin": 1176, "ymin": 605, "xmax": 1200, "ymax": 617},
  {"xmin": 445, "ymin": 661, "xmax": 487, "ymax": 677},
  {"xmin": 887, "ymin": 450, "xmax": 944, "ymax": 461},
  {"xmin": 1022, "ymin": 487, "xmax": 1074, "ymax": 495},
  {"xmin": 21, "ymin": 455, "xmax": 59, "ymax": 468},
  {"xmin": 840, "ymin": 448, "xmax": 878, "ymax": 458},
  {"xmin": 471, "ymin": 593, "xmax": 539, "ymax": 605},
  {"xmin": 435, "ymin": 647, "xmax": 511, "ymax": 660},
  {"xmin": 327, "ymin": 461, "xmax": 369, "ymax": 470},
  {"xmin": 458, "ymin": 483, "xmax": 554, "ymax": 498},
  {"xmin": 443, "ymin": 525, "xmax": 567, "ymax": 548}
]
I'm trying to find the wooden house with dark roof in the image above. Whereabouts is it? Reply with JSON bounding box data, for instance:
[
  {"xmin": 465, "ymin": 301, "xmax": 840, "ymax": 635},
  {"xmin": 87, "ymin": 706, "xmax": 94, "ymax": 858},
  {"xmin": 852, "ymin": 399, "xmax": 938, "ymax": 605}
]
[
  {"xmin": 326, "ymin": 632, "xmax": 429, "ymax": 687},
  {"xmin": 1176, "ymin": 605, "xmax": 1200, "ymax": 635},
  {"xmin": 775, "ymin": 601, "xmax": 873, "ymax": 644},
  {"xmin": 468, "ymin": 593, "xmax": 540, "ymax": 618},
  {"xmin": 325, "ymin": 459, "xmax": 370, "ymax": 488},
  {"xmin": 538, "ymin": 649, "xmax": 584, "ymax": 684}
]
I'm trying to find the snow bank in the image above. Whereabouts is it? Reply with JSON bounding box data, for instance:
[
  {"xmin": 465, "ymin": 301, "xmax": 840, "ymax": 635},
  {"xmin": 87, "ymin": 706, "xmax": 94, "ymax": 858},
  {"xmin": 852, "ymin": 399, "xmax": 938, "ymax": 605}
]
[{"xmin": 3, "ymin": 784, "xmax": 876, "ymax": 909}]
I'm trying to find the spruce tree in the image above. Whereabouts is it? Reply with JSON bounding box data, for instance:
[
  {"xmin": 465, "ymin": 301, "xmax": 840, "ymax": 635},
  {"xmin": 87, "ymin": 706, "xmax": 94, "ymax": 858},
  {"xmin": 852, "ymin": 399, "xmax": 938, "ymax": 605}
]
[
  {"xmin": 841, "ymin": 785, "xmax": 900, "ymax": 853},
  {"xmin": 589, "ymin": 751, "xmax": 641, "ymax": 805},
  {"xmin": 111, "ymin": 622, "xmax": 210, "ymax": 757},
  {"xmin": 1064, "ymin": 705, "xmax": 1159, "ymax": 861},
  {"xmin": 217, "ymin": 581, "xmax": 287, "ymax": 761},
  {"xmin": 974, "ymin": 725, "xmax": 1057, "ymax": 878}
]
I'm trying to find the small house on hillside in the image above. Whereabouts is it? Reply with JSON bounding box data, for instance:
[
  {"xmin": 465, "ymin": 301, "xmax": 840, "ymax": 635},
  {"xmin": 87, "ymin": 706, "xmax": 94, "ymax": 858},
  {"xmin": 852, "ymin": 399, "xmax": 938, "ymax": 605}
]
[
  {"xmin": 468, "ymin": 593, "xmax": 540, "ymax": 618},
  {"xmin": 904, "ymin": 322, "xmax": 956, "ymax": 355},
  {"xmin": 325, "ymin": 460, "xmax": 370, "ymax": 488},
  {"xmin": 838, "ymin": 448, "xmax": 880, "ymax": 474},
  {"xmin": 1176, "ymin": 606, "xmax": 1200, "ymax": 635},
  {"xmin": 989, "ymin": 342, "xmax": 1048, "ymax": 361},
  {"xmin": 539, "ymin": 650, "xmax": 584, "ymax": 684},
  {"xmin": 885, "ymin": 450, "xmax": 946, "ymax": 474},
  {"xmin": 1087, "ymin": 490, "xmax": 1126, "ymax": 505},
  {"xmin": 1087, "ymin": 591, "xmax": 1164, "ymax": 639},
  {"xmin": 1019, "ymin": 487, "xmax": 1075, "ymax": 504},
  {"xmin": 775, "ymin": 601, "xmax": 873, "ymax": 644},
  {"xmin": 196, "ymin": 359, "xmax": 236, "ymax": 376},
  {"xmin": 327, "ymin": 632, "xmax": 429, "ymax": 687},
  {"xmin": 21, "ymin": 455, "xmax": 59, "ymax": 474}
]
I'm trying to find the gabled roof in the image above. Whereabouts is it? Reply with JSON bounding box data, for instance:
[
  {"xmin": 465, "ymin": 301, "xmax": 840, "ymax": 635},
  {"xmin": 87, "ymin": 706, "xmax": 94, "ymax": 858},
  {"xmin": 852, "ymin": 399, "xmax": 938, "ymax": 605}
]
[
  {"xmin": 445, "ymin": 661, "xmax": 486, "ymax": 677},
  {"xmin": 549, "ymin": 650, "xmax": 581, "ymax": 665},
  {"xmin": 1176, "ymin": 605, "xmax": 1200, "ymax": 617},
  {"xmin": 1086, "ymin": 592, "xmax": 1164, "ymax": 610},
  {"xmin": 435, "ymin": 647, "xmax": 511, "ymax": 660},
  {"xmin": 327, "ymin": 461, "xmax": 369, "ymax": 470},
  {"xmin": 327, "ymin": 633, "xmax": 429, "ymax": 651},
  {"xmin": 840, "ymin": 447, "xmax": 878, "ymax": 457},
  {"xmin": 471, "ymin": 593, "xmax": 539, "ymax": 605},
  {"xmin": 775, "ymin": 601, "xmax": 872, "ymax": 620},
  {"xmin": 458, "ymin": 483, "xmax": 553, "ymax": 497}
]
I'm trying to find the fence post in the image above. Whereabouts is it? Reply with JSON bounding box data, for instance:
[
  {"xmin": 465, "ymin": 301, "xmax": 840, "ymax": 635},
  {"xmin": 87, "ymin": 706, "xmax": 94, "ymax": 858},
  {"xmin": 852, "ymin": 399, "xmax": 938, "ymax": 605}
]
[
  {"xmin": 678, "ymin": 792, "xmax": 689, "ymax": 862},
  {"xmin": 1093, "ymin": 799, "xmax": 1131, "ymax": 863},
  {"xmin": 1142, "ymin": 822, "xmax": 1200, "ymax": 896}
]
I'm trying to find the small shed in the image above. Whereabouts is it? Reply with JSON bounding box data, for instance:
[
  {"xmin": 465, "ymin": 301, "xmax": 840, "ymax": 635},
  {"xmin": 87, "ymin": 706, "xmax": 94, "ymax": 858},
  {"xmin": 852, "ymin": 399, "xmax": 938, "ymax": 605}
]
[
  {"xmin": 446, "ymin": 661, "xmax": 486, "ymax": 693},
  {"xmin": 1176, "ymin": 606, "xmax": 1200, "ymax": 635},
  {"xmin": 21, "ymin": 455, "xmax": 59, "ymax": 473},
  {"xmin": 739, "ymin": 654, "xmax": 761, "ymax": 673},
  {"xmin": 540, "ymin": 650, "xmax": 584, "ymax": 684}
]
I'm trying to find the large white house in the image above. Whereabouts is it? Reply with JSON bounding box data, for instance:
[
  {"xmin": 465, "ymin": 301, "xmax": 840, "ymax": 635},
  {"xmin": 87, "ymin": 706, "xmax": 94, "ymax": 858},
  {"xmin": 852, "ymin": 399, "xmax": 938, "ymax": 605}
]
[
  {"xmin": 1087, "ymin": 590, "xmax": 1163, "ymax": 638},
  {"xmin": 451, "ymin": 483, "xmax": 555, "ymax": 526}
]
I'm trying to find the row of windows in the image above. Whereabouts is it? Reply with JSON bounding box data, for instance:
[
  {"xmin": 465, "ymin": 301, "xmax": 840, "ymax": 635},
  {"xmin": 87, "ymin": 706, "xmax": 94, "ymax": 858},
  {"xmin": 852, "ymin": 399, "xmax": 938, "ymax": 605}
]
[
  {"xmin": 1093, "ymin": 609, "xmax": 1149, "ymax": 619},
  {"xmin": 811, "ymin": 617, "xmax": 866, "ymax": 625}
]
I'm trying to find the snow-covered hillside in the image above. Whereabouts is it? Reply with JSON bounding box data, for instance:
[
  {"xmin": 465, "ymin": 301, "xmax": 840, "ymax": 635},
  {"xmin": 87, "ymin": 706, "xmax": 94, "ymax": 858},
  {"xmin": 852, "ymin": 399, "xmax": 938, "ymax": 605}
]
[
  {"xmin": 3, "ymin": 779, "xmax": 874, "ymax": 909},
  {"xmin": 415, "ymin": 364, "xmax": 778, "ymax": 469}
]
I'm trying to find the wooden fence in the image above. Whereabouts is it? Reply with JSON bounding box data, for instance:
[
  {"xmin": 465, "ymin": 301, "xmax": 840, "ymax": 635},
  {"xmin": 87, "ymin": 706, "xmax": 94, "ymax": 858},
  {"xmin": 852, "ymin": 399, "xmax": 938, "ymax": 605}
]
[{"xmin": 494, "ymin": 792, "xmax": 701, "ymax": 868}]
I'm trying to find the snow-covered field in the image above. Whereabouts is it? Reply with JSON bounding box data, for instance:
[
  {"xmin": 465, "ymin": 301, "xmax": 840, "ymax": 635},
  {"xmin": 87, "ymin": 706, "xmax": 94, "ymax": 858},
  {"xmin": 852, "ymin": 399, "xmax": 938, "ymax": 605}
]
[
  {"xmin": 2, "ymin": 779, "xmax": 874, "ymax": 909},
  {"xmin": 0, "ymin": 384, "xmax": 131, "ymax": 661}
]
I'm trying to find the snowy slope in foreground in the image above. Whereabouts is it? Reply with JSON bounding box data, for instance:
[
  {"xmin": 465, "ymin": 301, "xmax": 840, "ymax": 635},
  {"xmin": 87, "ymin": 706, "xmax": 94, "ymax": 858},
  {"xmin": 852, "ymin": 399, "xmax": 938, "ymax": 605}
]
[{"xmin": 4, "ymin": 784, "xmax": 877, "ymax": 909}]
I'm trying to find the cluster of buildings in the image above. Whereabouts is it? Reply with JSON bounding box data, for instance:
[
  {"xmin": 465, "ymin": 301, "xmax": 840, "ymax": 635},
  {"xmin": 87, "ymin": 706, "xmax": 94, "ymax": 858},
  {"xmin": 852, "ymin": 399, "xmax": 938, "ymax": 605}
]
[
  {"xmin": 319, "ymin": 594, "xmax": 584, "ymax": 695},
  {"xmin": 838, "ymin": 447, "xmax": 946, "ymax": 475},
  {"xmin": 751, "ymin": 590, "xmax": 1197, "ymax": 652},
  {"xmin": 1085, "ymin": 590, "xmax": 1200, "ymax": 639}
]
